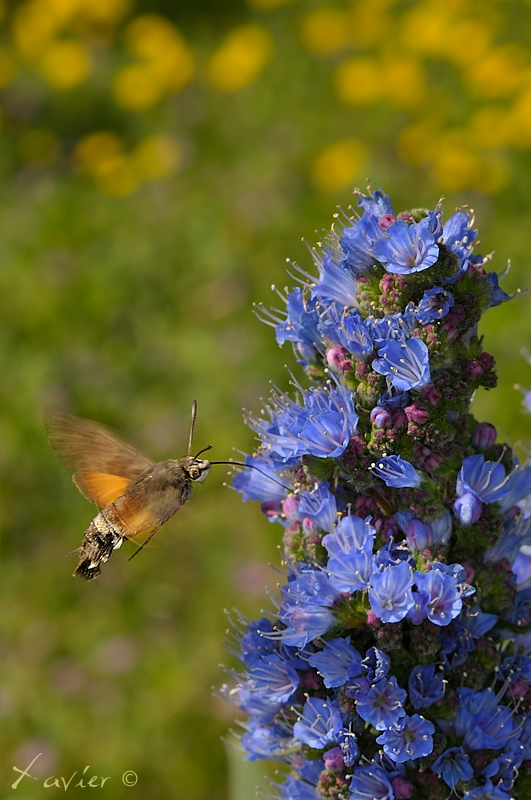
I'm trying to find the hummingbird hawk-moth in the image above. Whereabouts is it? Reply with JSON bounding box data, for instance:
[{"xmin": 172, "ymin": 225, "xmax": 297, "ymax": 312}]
[{"xmin": 46, "ymin": 402, "xmax": 213, "ymax": 580}]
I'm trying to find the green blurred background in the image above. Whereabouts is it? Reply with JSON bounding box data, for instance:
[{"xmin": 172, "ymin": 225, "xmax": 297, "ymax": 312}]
[{"xmin": 2, "ymin": 0, "xmax": 531, "ymax": 797}]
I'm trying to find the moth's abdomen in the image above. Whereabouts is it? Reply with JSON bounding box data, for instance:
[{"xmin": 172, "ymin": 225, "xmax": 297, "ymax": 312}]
[{"xmin": 73, "ymin": 512, "xmax": 124, "ymax": 580}]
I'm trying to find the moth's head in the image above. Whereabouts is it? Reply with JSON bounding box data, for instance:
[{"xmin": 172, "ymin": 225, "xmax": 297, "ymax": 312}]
[{"xmin": 181, "ymin": 456, "xmax": 211, "ymax": 483}]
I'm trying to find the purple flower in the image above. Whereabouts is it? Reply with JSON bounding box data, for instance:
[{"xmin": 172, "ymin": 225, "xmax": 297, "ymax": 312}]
[
  {"xmin": 323, "ymin": 512, "xmax": 376, "ymax": 555},
  {"xmin": 293, "ymin": 697, "xmax": 342, "ymax": 749},
  {"xmin": 369, "ymin": 562, "xmax": 415, "ymax": 623},
  {"xmin": 373, "ymin": 455, "xmax": 424, "ymax": 488},
  {"xmin": 372, "ymin": 337, "xmax": 431, "ymax": 391},
  {"xmin": 327, "ymin": 546, "xmax": 375, "ymax": 594},
  {"xmin": 372, "ymin": 220, "xmax": 439, "ymax": 275},
  {"xmin": 368, "ymin": 305, "xmax": 417, "ymax": 345},
  {"xmin": 376, "ymin": 713, "xmax": 435, "ymax": 762}
]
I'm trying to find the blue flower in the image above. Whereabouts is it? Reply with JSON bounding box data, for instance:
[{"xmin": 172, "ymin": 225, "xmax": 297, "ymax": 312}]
[
  {"xmin": 247, "ymin": 653, "xmax": 300, "ymax": 703},
  {"xmin": 372, "ymin": 337, "xmax": 431, "ymax": 391},
  {"xmin": 250, "ymin": 383, "xmax": 359, "ymax": 462},
  {"xmin": 376, "ymin": 713, "xmax": 435, "ymax": 762},
  {"xmin": 414, "ymin": 568, "xmax": 463, "ymax": 626},
  {"xmin": 373, "ymin": 455, "xmax": 424, "ymax": 488},
  {"xmin": 318, "ymin": 304, "xmax": 374, "ymax": 359},
  {"xmin": 293, "ymin": 697, "xmax": 342, "ymax": 749},
  {"xmin": 416, "ymin": 286, "xmax": 454, "ymax": 324},
  {"xmin": 356, "ymin": 675, "xmax": 407, "ymax": 730},
  {"xmin": 486, "ymin": 270, "xmax": 519, "ymax": 307},
  {"xmin": 456, "ymin": 688, "xmax": 517, "ymax": 750},
  {"xmin": 408, "ymin": 663, "xmax": 446, "ymax": 710},
  {"xmin": 369, "ymin": 562, "xmax": 415, "ymax": 623},
  {"xmin": 312, "ymin": 253, "xmax": 358, "ymax": 307},
  {"xmin": 462, "ymin": 780, "xmax": 513, "ymax": 799},
  {"xmin": 368, "ymin": 305, "xmax": 418, "ymax": 346},
  {"xmin": 232, "ymin": 455, "xmax": 290, "ymax": 503},
  {"xmin": 349, "ymin": 765, "xmax": 395, "ymax": 800},
  {"xmin": 280, "ymin": 570, "xmax": 339, "ymax": 646},
  {"xmin": 280, "ymin": 777, "xmax": 320, "ymax": 800},
  {"xmin": 355, "ymin": 187, "xmax": 395, "ymax": 217},
  {"xmin": 299, "ymin": 482, "xmax": 338, "ymax": 533},
  {"xmin": 327, "ymin": 546, "xmax": 375, "ymax": 594},
  {"xmin": 307, "ymin": 637, "xmax": 363, "ymax": 688},
  {"xmin": 372, "ymin": 220, "xmax": 439, "ymax": 275},
  {"xmin": 457, "ymin": 454, "xmax": 508, "ymax": 504},
  {"xmin": 323, "ymin": 511, "xmax": 376, "ymax": 555},
  {"xmin": 275, "ymin": 287, "xmax": 323, "ymax": 353},
  {"xmin": 432, "ymin": 746, "xmax": 474, "ymax": 788},
  {"xmin": 442, "ymin": 210, "xmax": 477, "ymax": 278},
  {"xmin": 242, "ymin": 720, "xmax": 293, "ymax": 760}
]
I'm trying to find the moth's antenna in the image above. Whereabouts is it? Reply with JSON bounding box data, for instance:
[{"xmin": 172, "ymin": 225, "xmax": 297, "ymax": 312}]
[{"xmin": 188, "ymin": 400, "xmax": 198, "ymax": 456}]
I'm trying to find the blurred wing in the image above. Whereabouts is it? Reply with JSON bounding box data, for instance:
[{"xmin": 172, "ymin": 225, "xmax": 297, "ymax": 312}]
[
  {"xmin": 46, "ymin": 411, "xmax": 155, "ymax": 506},
  {"xmin": 73, "ymin": 472, "xmax": 132, "ymax": 507}
]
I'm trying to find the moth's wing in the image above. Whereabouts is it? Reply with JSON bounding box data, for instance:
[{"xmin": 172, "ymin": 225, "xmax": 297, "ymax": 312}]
[
  {"xmin": 107, "ymin": 492, "xmax": 163, "ymax": 542},
  {"xmin": 73, "ymin": 473, "xmax": 132, "ymax": 508},
  {"xmin": 46, "ymin": 411, "xmax": 155, "ymax": 507}
]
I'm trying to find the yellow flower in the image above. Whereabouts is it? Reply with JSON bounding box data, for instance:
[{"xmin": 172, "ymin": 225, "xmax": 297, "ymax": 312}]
[
  {"xmin": 133, "ymin": 136, "xmax": 181, "ymax": 181},
  {"xmin": 463, "ymin": 44, "xmax": 528, "ymax": 99},
  {"xmin": 77, "ymin": 0, "xmax": 132, "ymax": 25},
  {"xmin": 311, "ymin": 139, "xmax": 367, "ymax": 192},
  {"xmin": 12, "ymin": 1, "xmax": 59, "ymax": 59},
  {"xmin": 74, "ymin": 132, "xmax": 137, "ymax": 195},
  {"xmin": 206, "ymin": 25, "xmax": 273, "ymax": 91},
  {"xmin": 38, "ymin": 40, "xmax": 91, "ymax": 89},
  {"xmin": 113, "ymin": 15, "xmax": 195, "ymax": 110},
  {"xmin": 334, "ymin": 54, "xmax": 426, "ymax": 108},
  {"xmin": 113, "ymin": 64, "xmax": 167, "ymax": 111},
  {"xmin": 299, "ymin": 9, "xmax": 350, "ymax": 56}
]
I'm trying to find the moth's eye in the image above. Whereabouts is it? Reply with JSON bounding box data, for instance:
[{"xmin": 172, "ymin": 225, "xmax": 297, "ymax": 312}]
[{"xmin": 189, "ymin": 467, "xmax": 201, "ymax": 480}]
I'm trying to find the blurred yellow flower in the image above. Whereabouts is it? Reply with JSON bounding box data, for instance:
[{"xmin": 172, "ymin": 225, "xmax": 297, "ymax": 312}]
[
  {"xmin": 125, "ymin": 15, "xmax": 195, "ymax": 90},
  {"xmin": 133, "ymin": 136, "xmax": 181, "ymax": 181},
  {"xmin": 507, "ymin": 84, "xmax": 531, "ymax": 146},
  {"xmin": 299, "ymin": 9, "xmax": 350, "ymax": 55},
  {"xmin": 113, "ymin": 64, "xmax": 166, "ymax": 111},
  {"xmin": 113, "ymin": 16, "xmax": 195, "ymax": 110},
  {"xmin": 74, "ymin": 131, "xmax": 124, "ymax": 172},
  {"xmin": 463, "ymin": 44, "xmax": 528, "ymax": 98},
  {"xmin": 468, "ymin": 106, "xmax": 513, "ymax": 149},
  {"xmin": 38, "ymin": 40, "xmax": 91, "ymax": 89},
  {"xmin": 334, "ymin": 54, "xmax": 425, "ymax": 108},
  {"xmin": 207, "ymin": 25, "xmax": 273, "ymax": 92},
  {"xmin": 12, "ymin": 1, "xmax": 59, "ymax": 59},
  {"xmin": 18, "ymin": 129, "xmax": 57, "ymax": 165},
  {"xmin": 334, "ymin": 57, "xmax": 382, "ymax": 104},
  {"xmin": 311, "ymin": 139, "xmax": 367, "ymax": 192},
  {"xmin": 347, "ymin": 0, "xmax": 394, "ymax": 48},
  {"xmin": 77, "ymin": 0, "xmax": 132, "ymax": 25}
]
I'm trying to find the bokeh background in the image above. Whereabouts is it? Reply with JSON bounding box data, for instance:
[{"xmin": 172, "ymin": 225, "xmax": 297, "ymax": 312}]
[{"xmin": 3, "ymin": 0, "xmax": 531, "ymax": 797}]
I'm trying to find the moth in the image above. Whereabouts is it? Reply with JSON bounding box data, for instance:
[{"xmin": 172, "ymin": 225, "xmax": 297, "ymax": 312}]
[{"xmin": 46, "ymin": 402, "xmax": 214, "ymax": 580}]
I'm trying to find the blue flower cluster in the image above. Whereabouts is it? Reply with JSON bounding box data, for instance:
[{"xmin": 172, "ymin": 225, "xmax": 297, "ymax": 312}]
[{"xmin": 226, "ymin": 187, "xmax": 531, "ymax": 799}]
